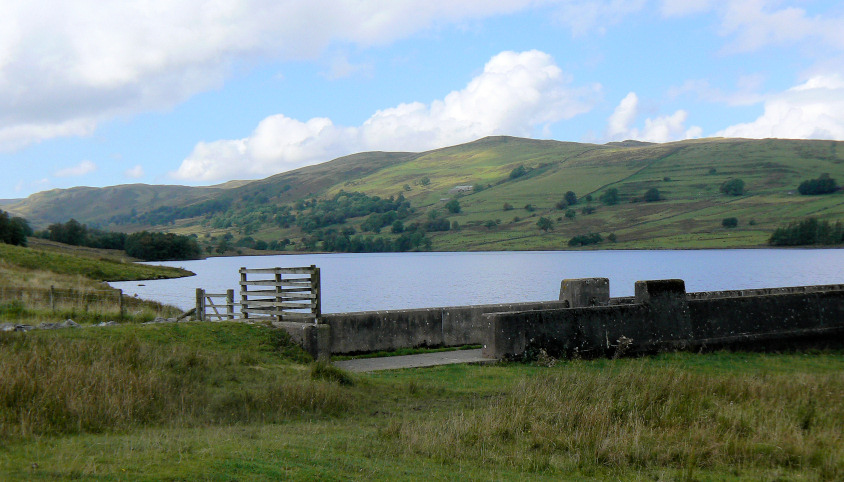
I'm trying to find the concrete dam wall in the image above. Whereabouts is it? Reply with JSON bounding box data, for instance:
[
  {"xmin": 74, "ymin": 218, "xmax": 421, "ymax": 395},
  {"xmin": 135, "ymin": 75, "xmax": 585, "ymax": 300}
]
[{"xmin": 276, "ymin": 278, "xmax": 844, "ymax": 360}]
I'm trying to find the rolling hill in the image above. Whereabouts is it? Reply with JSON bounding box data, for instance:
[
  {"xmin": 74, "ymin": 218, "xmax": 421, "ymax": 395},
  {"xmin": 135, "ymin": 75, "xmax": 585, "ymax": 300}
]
[{"xmin": 7, "ymin": 136, "xmax": 844, "ymax": 251}]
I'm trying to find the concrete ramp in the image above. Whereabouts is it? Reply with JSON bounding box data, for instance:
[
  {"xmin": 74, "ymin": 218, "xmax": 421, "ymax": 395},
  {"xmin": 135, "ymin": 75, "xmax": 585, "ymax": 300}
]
[{"xmin": 332, "ymin": 348, "xmax": 493, "ymax": 373}]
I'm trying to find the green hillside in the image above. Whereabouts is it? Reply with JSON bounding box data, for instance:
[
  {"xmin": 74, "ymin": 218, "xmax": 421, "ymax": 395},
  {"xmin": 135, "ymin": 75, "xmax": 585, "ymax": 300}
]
[{"xmin": 9, "ymin": 136, "xmax": 844, "ymax": 251}]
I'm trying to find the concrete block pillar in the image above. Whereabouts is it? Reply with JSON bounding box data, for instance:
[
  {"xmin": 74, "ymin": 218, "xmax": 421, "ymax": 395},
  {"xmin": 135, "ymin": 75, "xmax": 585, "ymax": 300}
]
[
  {"xmin": 304, "ymin": 323, "xmax": 331, "ymax": 361},
  {"xmin": 634, "ymin": 279, "xmax": 692, "ymax": 342},
  {"xmin": 560, "ymin": 278, "xmax": 610, "ymax": 308}
]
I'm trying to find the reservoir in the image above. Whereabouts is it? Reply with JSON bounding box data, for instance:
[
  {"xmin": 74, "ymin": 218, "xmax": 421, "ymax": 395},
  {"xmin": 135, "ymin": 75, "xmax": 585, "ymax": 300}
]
[{"xmin": 109, "ymin": 249, "xmax": 844, "ymax": 313}]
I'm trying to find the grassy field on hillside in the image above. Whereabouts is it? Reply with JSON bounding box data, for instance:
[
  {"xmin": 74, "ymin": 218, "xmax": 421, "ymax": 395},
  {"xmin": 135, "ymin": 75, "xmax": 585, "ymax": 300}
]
[
  {"xmin": 0, "ymin": 242, "xmax": 191, "ymax": 324},
  {"xmin": 1, "ymin": 322, "xmax": 842, "ymax": 480}
]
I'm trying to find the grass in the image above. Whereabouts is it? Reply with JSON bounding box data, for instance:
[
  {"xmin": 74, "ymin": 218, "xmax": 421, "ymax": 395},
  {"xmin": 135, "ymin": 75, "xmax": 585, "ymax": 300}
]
[
  {"xmin": 0, "ymin": 242, "xmax": 192, "ymax": 282},
  {"xmin": 0, "ymin": 240, "xmax": 193, "ymax": 324},
  {"xmin": 1, "ymin": 321, "xmax": 841, "ymax": 480}
]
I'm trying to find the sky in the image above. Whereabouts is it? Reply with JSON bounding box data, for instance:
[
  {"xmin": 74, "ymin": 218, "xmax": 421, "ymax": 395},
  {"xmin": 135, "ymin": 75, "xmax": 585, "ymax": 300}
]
[{"xmin": 2, "ymin": 0, "xmax": 844, "ymax": 200}]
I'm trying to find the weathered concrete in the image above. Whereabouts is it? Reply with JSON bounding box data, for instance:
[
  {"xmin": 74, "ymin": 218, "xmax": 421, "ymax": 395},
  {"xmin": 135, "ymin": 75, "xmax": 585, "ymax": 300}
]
[
  {"xmin": 332, "ymin": 348, "xmax": 493, "ymax": 373},
  {"xmin": 560, "ymin": 277, "xmax": 609, "ymax": 307},
  {"xmin": 484, "ymin": 281, "xmax": 844, "ymax": 360},
  {"xmin": 320, "ymin": 300, "xmax": 569, "ymax": 355}
]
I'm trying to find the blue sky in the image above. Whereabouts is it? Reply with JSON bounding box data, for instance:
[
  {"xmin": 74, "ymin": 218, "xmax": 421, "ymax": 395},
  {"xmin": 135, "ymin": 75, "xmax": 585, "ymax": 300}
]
[{"xmin": 2, "ymin": 1, "xmax": 844, "ymax": 200}]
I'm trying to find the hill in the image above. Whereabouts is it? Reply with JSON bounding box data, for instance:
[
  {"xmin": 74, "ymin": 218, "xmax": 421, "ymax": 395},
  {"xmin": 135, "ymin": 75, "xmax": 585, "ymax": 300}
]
[{"xmin": 7, "ymin": 136, "xmax": 844, "ymax": 251}]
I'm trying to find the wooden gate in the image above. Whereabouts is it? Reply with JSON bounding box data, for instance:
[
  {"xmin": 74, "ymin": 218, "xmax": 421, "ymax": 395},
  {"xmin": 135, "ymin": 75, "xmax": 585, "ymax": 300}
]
[{"xmin": 239, "ymin": 266, "xmax": 321, "ymax": 322}]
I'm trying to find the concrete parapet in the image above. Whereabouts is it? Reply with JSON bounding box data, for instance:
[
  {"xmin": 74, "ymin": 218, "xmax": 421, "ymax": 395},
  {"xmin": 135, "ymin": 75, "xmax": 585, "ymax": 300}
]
[
  {"xmin": 560, "ymin": 278, "xmax": 610, "ymax": 307},
  {"xmin": 273, "ymin": 321, "xmax": 331, "ymax": 361}
]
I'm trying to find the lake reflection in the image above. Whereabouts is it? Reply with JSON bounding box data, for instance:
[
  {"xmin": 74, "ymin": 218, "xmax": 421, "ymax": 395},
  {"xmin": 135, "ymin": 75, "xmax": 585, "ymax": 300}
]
[{"xmin": 109, "ymin": 249, "xmax": 844, "ymax": 313}]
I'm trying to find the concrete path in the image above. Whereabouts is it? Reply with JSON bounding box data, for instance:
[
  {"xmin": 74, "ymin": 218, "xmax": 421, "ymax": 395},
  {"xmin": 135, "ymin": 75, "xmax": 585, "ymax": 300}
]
[{"xmin": 332, "ymin": 348, "xmax": 494, "ymax": 373}]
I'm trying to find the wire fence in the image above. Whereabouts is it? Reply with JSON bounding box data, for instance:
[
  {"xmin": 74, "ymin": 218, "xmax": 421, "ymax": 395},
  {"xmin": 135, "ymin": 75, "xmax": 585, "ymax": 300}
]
[{"xmin": 0, "ymin": 285, "xmax": 174, "ymax": 318}]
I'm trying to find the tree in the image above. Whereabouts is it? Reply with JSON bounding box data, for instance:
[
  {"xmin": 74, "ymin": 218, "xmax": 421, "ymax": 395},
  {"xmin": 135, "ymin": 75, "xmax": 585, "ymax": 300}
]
[
  {"xmin": 536, "ymin": 217, "xmax": 553, "ymax": 232},
  {"xmin": 722, "ymin": 217, "xmax": 738, "ymax": 228},
  {"xmin": 0, "ymin": 210, "xmax": 30, "ymax": 246},
  {"xmin": 643, "ymin": 187, "xmax": 662, "ymax": 202},
  {"xmin": 599, "ymin": 188, "xmax": 619, "ymax": 205},
  {"xmin": 565, "ymin": 209, "xmax": 576, "ymax": 219},
  {"xmin": 719, "ymin": 179, "xmax": 745, "ymax": 196},
  {"xmin": 445, "ymin": 199, "xmax": 461, "ymax": 214},
  {"xmin": 509, "ymin": 165, "xmax": 527, "ymax": 179},
  {"xmin": 419, "ymin": 176, "xmax": 431, "ymax": 186},
  {"xmin": 391, "ymin": 220, "xmax": 405, "ymax": 234},
  {"xmin": 564, "ymin": 191, "xmax": 577, "ymax": 206},
  {"xmin": 503, "ymin": 203, "xmax": 513, "ymax": 211}
]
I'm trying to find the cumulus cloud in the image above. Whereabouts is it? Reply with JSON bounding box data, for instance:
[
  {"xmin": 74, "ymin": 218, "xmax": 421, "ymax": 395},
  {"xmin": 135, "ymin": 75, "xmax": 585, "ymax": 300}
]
[
  {"xmin": 717, "ymin": 75, "xmax": 844, "ymax": 140},
  {"xmin": 605, "ymin": 92, "xmax": 701, "ymax": 142},
  {"xmin": 124, "ymin": 165, "xmax": 145, "ymax": 179},
  {"xmin": 54, "ymin": 160, "xmax": 96, "ymax": 178},
  {"xmin": 0, "ymin": 0, "xmax": 539, "ymax": 151},
  {"xmin": 173, "ymin": 50, "xmax": 601, "ymax": 181}
]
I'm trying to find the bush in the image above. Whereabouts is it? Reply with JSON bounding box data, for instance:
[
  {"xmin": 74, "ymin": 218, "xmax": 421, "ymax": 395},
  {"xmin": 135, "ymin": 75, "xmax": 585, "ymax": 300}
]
[
  {"xmin": 643, "ymin": 188, "xmax": 662, "ymax": 202},
  {"xmin": 564, "ymin": 191, "xmax": 577, "ymax": 206},
  {"xmin": 798, "ymin": 174, "xmax": 838, "ymax": 195},
  {"xmin": 568, "ymin": 233, "xmax": 603, "ymax": 247},
  {"xmin": 564, "ymin": 209, "xmax": 576, "ymax": 219},
  {"xmin": 445, "ymin": 199, "xmax": 461, "ymax": 214},
  {"xmin": 599, "ymin": 188, "xmax": 619, "ymax": 205},
  {"xmin": 536, "ymin": 217, "xmax": 553, "ymax": 232},
  {"xmin": 509, "ymin": 165, "xmax": 527, "ymax": 179},
  {"xmin": 720, "ymin": 179, "xmax": 745, "ymax": 196},
  {"xmin": 722, "ymin": 217, "xmax": 738, "ymax": 228}
]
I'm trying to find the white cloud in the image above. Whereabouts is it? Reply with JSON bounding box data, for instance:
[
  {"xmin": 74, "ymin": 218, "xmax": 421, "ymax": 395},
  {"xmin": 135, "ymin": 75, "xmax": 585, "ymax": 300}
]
[
  {"xmin": 54, "ymin": 160, "xmax": 97, "ymax": 178},
  {"xmin": 124, "ymin": 165, "xmax": 145, "ymax": 179},
  {"xmin": 173, "ymin": 50, "xmax": 601, "ymax": 181},
  {"xmin": 605, "ymin": 92, "xmax": 701, "ymax": 142},
  {"xmin": 554, "ymin": 0, "xmax": 647, "ymax": 36},
  {"xmin": 660, "ymin": 0, "xmax": 844, "ymax": 53},
  {"xmin": 0, "ymin": 0, "xmax": 541, "ymax": 151},
  {"xmin": 717, "ymin": 74, "xmax": 844, "ymax": 140}
]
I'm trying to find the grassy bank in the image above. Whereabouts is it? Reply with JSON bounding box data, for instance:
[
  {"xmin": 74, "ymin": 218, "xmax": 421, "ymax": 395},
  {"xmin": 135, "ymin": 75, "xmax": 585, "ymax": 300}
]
[
  {"xmin": 1, "ymin": 322, "xmax": 841, "ymax": 480},
  {"xmin": 0, "ymin": 241, "xmax": 192, "ymax": 324}
]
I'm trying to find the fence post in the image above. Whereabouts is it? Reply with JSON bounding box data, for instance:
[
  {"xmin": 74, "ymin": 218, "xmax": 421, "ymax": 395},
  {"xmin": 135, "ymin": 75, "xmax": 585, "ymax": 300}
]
[
  {"xmin": 226, "ymin": 289, "xmax": 234, "ymax": 320},
  {"xmin": 118, "ymin": 289, "xmax": 125, "ymax": 319},
  {"xmin": 195, "ymin": 288, "xmax": 205, "ymax": 322},
  {"xmin": 240, "ymin": 268, "xmax": 249, "ymax": 319},
  {"xmin": 275, "ymin": 270, "xmax": 283, "ymax": 322},
  {"xmin": 311, "ymin": 265, "xmax": 321, "ymax": 324}
]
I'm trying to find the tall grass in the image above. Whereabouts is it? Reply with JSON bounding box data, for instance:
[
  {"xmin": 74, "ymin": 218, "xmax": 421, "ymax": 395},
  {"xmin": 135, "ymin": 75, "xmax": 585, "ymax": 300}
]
[
  {"xmin": 0, "ymin": 328, "xmax": 350, "ymax": 441},
  {"xmin": 382, "ymin": 359, "xmax": 843, "ymax": 478}
]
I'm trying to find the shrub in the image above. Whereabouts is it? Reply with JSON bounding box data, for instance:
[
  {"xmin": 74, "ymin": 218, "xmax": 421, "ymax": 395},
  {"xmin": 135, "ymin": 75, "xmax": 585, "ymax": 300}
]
[
  {"xmin": 564, "ymin": 191, "xmax": 577, "ymax": 206},
  {"xmin": 599, "ymin": 188, "xmax": 619, "ymax": 205},
  {"xmin": 722, "ymin": 217, "xmax": 738, "ymax": 228},
  {"xmin": 568, "ymin": 233, "xmax": 603, "ymax": 247},
  {"xmin": 564, "ymin": 209, "xmax": 576, "ymax": 219},
  {"xmin": 720, "ymin": 179, "xmax": 745, "ymax": 196},
  {"xmin": 536, "ymin": 217, "xmax": 553, "ymax": 232},
  {"xmin": 503, "ymin": 203, "xmax": 513, "ymax": 211},
  {"xmin": 643, "ymin": 188, "xmax": 662, "ymax": 202},
  {"xmin": 509, "ymin": 165, "xmax": 527, "ymax": 179},
  {"xmin": 445, "ymin": 199, "xmax": 461, "ymax": 214}
]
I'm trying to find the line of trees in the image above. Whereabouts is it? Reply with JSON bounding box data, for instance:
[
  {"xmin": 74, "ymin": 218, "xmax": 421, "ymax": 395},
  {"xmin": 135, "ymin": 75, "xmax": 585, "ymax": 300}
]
[
  {"xmin": 769, "ymin": 218, "xmax": 843, "ymax": 246},
  {"xmin": 798, "ymin": 174, "xmax": 838, "ymax": 195}
]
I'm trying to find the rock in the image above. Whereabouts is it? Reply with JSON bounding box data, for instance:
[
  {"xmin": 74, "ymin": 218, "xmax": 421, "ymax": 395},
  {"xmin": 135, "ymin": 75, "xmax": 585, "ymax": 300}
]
[
  {"xmin": 96, "ymin": 321, "xmax": 119, "ymax": 327},
  {"xmin": 59, "ymin": 319, "xmax": 79, "ymax": 328},
  {"xmin": 1, "ymin": 323, "xmax": 16, "ymax": 332},
  {"xmin": 14, "ymin": 325, "xmax": 34, "ymax": 332},
  {"xmin": 38, "ymin": 322, "xmax": 60, "ymax": 330}
]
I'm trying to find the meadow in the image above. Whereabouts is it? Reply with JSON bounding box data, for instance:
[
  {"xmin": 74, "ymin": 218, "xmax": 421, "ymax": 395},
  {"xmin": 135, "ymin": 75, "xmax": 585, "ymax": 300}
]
[{"xmin": 1, "ymin": 321, "xmax": 842, "ymax": 480}]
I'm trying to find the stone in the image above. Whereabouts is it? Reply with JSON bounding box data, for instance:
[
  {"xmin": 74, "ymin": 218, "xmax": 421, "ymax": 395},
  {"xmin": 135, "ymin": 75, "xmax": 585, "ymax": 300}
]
[
  {"xmin": 14, "ymin": 325, "xmax": 34, "ymax": 332},
  {"xmin": 0, "ymin": 323, "xmax": 16, "ymax": 332}
]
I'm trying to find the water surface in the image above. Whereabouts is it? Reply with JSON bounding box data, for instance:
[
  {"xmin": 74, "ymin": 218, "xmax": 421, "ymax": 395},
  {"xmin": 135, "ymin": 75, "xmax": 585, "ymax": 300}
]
[{"xmin": 110, "ymin": 249, "xmax": 844, "ymax": 313}]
